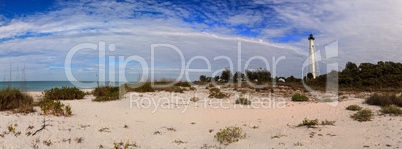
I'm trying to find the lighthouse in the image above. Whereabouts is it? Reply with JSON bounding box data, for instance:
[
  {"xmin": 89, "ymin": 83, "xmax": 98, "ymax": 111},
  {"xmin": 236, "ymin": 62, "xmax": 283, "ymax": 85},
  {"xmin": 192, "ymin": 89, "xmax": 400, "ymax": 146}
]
[{"xmin": 308, "ymin": 34, "xmax": 318, "ymax": 79}]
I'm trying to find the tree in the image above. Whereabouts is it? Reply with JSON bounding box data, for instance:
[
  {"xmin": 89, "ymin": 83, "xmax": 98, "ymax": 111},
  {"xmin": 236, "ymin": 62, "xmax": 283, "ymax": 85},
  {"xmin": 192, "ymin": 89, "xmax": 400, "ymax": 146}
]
[
  {"xmin": 220, "ymin": 68, "xmax": 232, "ymax": 82},
  {"xmin": 345, "ymin": 62, "xmax": 358, "ymax": 70},
  {"xmin": 199, "ymin": 75, "xmax": 208, "ymax": 82},
  {"xmin": 286, "ymin": 76, "xmax": 297, "ymax": 82},
  {"xmin": 307, "ymin": 73, "xmax": 314, "ymax": 80},
  {"xmin": 233, "ymin": 72, "xmax": 245, "ymax": 82}
]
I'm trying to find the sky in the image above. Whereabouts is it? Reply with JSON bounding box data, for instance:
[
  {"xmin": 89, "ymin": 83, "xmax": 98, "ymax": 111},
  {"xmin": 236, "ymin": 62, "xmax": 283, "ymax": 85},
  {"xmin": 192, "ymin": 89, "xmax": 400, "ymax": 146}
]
[{"xmin": 0, "ymin": 0, "xmax": 401, "ymax": 82}]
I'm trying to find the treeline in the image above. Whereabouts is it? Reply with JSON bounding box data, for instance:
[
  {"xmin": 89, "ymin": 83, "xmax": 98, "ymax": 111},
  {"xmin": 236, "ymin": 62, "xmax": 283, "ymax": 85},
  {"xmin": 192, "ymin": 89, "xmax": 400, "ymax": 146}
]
[
  {"xmin": 199, "ymin": 68, "xmax": 273, "ymax": 84},
  {"xmin": 308, "ymin": 61, "xmax": 402, "ymax": 89},
  {"xmin": 198, "ymin": 68, "xmax": 304, "ymax": 84}
]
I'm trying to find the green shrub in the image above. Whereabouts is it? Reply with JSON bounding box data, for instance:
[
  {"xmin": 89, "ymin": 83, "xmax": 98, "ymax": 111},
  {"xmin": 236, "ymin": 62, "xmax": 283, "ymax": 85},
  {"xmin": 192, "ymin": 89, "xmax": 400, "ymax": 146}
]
[
  {"xmin": 380, "ymin": 105, "xmax": 402, "ymax": 116},
  {"xmin": 365, "ymin": 93, "xmax": 402, "ymax": 107},
  {"xmin": 44, "ymin": 87, "xmax": 85, "ymax": 100},
  {"xmin": 38, "ymin": 99, "xmax": 72, "ymax": 116},
  {"xmin": 346, "ymin": 105, "xmax": 363, "ymax": 111},
  {"xmin": 0, "ymin": 87, "xmax": 33, "ymax": 112},
  {"xmin": 214, "ymin": 126, "xmax": 246, "ymax": 144},
  {"xmin": 235, "ymin": 98, "xmax": 251, "ymax": 105},
  {"xmin": 291, "ymin": 94, "xmax": 308, "ymax": 102},
  {"xmin": 208, "ymin": 87, "xmax": 228, "ymax": 99},
  {"xmin": 351, "ymin": 109, "xmax": 373, "ymax": 122},
  {"xmin": 93, "ymin": 86, "xmax": 120, "ymax": 102}
]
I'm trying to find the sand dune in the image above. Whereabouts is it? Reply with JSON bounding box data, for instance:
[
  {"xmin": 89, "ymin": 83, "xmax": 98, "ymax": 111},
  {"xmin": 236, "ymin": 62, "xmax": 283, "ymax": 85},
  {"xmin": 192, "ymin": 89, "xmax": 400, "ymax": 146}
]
[{"xmin": 0, "ymin": 88, "xmax": 401, "ymax": 148}]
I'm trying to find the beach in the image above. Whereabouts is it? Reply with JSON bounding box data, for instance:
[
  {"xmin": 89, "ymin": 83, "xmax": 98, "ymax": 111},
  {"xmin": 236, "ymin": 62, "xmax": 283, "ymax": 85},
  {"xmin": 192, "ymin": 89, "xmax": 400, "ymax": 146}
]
[{"xmin": 1, "ymin": 87, "xmax": 401, "ymax": 148}]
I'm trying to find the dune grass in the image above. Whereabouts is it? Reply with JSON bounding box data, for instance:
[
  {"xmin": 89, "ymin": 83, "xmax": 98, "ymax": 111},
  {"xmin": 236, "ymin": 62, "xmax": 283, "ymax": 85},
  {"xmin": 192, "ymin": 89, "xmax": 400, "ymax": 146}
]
[
  {"xmin": 0, "ymin": 87, "xmax": 34, "ymax": 113},
  {"xmin": 379, "ymin": 105, "xmax": 402, "ymax": 116},
  {"xmin": 365, "ymin": 93, "xmax": 402, "ymax": 107},
  {"xmin": 92, "ymin": 85, "xmax": 120, "ymax": 102}
]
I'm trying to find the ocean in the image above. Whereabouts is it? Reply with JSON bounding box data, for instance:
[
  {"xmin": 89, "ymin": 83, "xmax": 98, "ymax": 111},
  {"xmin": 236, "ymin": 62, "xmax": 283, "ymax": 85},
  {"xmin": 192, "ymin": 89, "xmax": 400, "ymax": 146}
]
[{"xmin": 0, "ymin": 81, "xmax": 130, "ymax": 91}]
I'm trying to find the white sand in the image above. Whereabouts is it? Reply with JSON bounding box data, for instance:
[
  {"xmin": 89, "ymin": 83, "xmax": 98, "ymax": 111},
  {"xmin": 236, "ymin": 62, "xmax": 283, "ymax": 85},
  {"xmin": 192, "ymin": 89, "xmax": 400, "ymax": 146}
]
[{"xmin": 1, "ymin": 88, "xmax": 401, "ymax": 148}]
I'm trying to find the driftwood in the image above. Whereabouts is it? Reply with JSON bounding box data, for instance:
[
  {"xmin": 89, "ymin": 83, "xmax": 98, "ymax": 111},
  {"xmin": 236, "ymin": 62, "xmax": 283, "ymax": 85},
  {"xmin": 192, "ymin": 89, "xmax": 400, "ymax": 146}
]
[{"xmin": 32, "ymin": 118, "xmax": 51, "ymax": 136}]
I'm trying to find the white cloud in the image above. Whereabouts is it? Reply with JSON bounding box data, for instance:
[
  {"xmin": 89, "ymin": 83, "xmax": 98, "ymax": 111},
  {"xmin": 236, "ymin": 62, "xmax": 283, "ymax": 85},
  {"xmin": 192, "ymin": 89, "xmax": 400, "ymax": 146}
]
[{"xmin": 0, "ymin": 0, "xmax": 401, "ymax": 81}]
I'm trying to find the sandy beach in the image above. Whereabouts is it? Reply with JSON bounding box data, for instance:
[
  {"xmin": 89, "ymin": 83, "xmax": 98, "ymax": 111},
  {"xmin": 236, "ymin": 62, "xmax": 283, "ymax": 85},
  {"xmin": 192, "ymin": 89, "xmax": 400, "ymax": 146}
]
[{"xmin": 1, "ymin": 87, "xmax": 401, "ymax": 149}]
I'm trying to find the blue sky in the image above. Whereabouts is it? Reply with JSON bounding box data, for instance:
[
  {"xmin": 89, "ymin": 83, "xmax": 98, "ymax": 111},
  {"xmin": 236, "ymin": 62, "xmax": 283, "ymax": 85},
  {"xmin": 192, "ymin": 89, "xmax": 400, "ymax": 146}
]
[{"xmin": 0, "ymin": 0, "xmax": 401, "ymax": 81}]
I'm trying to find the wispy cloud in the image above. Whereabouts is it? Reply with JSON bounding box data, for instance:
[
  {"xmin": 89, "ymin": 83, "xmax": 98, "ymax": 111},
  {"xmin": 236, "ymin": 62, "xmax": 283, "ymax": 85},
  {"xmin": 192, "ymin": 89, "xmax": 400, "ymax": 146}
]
[{"xmin": 0, "ymin": 0, "xmax": 400, "ymax": 81}]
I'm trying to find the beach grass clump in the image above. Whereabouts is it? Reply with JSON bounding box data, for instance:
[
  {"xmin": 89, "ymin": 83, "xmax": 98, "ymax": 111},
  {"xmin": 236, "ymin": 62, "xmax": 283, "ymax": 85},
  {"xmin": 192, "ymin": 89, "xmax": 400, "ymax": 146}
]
[
  {"xmin": 235, "ymin": 98, "xmax": 251, "ymax": 105},
  {"xmin": 130, "ymin": 83, "xmax": 155, "ymax": 92},
  {"xmin": 164, "ymin": 86, "xmax": 184, "ymax": 93},
  {"xmin": 379, "ymin": 105, "xmax": 402, "ymax": 116},
  {"xmin": 350, "ymin": 108, "xmax": 373, "ymax": 122},
  {"xmin": 365, "ymin": 93, "xmax": 402, "ymax": 107},
  {"xmin": 214, "ymin": 126, "xmax": 246, "ymax": 144},
  {"xmin": 39, "ymin": 99, "xmax": 72, "ymax": 116},
  {"xmin": 174, "ymin": 81, "xmax": 191, "ymax": 87},
  {"xmin": 43, "ymin": 87, "xmax": 85, "ymax": 100},
  {"xmin": 0, "ymin": 87, "xmax": 34, "ymax": 113},
  {"xmin": 291, "ymin": 93, "xmax": 309, "ymax": 102},
  {"xmin": 208, "ymin": 87, "xmax": 229, "ymax": 99},
  {"xmin": 92, "ymin": 86, "xmax": 120, "ymax": 102},
  {"xmin": 346, "ymin": 105, "xmax": 363, "ymax": 111}
]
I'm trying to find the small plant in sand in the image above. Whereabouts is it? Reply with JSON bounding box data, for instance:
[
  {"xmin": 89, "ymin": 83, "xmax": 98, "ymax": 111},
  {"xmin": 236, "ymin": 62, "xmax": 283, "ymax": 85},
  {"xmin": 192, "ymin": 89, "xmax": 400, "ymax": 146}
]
[
  {"xmin": 208, "ymin": 87, "xmax": 229, "ymax": 99},
  {"xmin": 379, "ymin": 105, "xmax": 402, "ymax": 116},
  {"xmin": 321, "ymin": 119, "xmax": 336, "ymax": 125},
  {"xmin": 38, "ymin": 99, "xmax": 72, "ymax": 116},
  {"xmin": 14, "ymin": 131, "xmax": 21, "ymax": 137},
  {"xmin": 351, "ymin": 108, "xmax": 373, "ymax": 122},
  {"xmin": 113, "ymin": 139, "xmax": 138, "ymax": 149},
  {"xmin": 43, "ymin": 140, "xmax": 52, "ymax": 146},
  {"xmin": 291, "ymin": 93, "xmax": 308, "ymax": 102},
  {"xmin": 8, "ymin": 124, "xmax": 15, "ymax": 133},
  {"xmin": 190, "ymin": 97, "xmax": 199, "ymax": 102},
  {"xmin": 346, "ymin": 105, "xmax": 363, "ymax": 111},
  {"xmin": 93, "ymin": 85, "xmax": 120, "ymax": 102},
  {"xmin": 43, "ymin": 87, "xmax": 85, "ymax": 100},
  {"xmin": 235, "ymin": 98, "xmax": 251, "ymax": 105},
  {"xmin": 214, "ymin": 126, "xmax": 246, "ymax": 144},
  {"xmin": 298, "ymin": 118, "xmax": 336, "ymax": 128},
  {"xmin": 298, "ymin": 118, "xmax": 319, "ymax": 128},
  {"xmin": 172, "ymin": 139, "xmax": 187, "ymax": 145}
]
